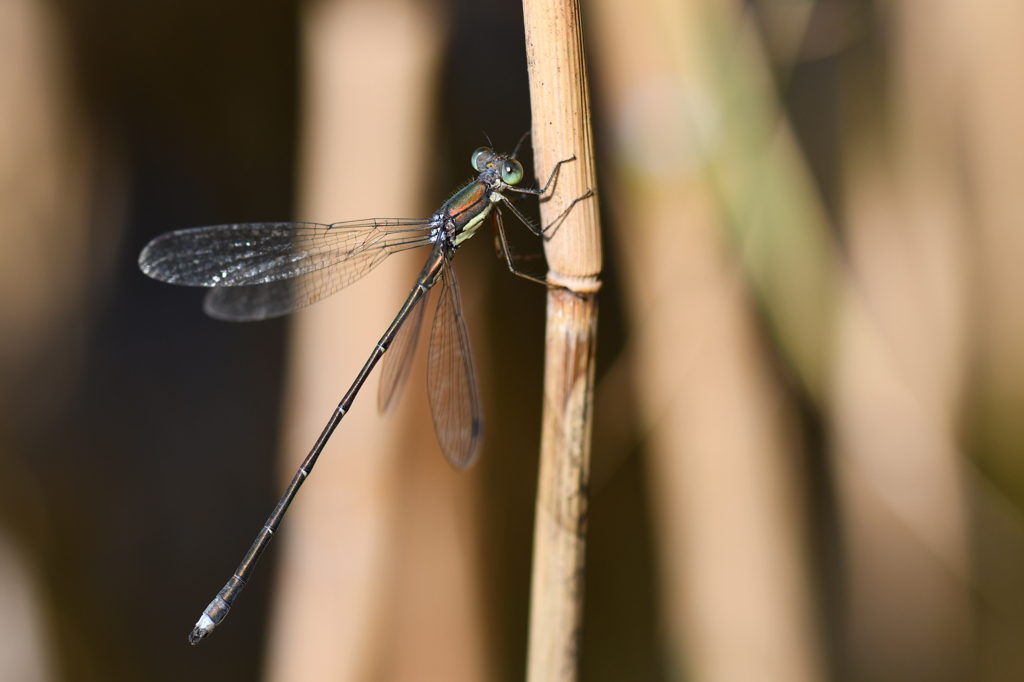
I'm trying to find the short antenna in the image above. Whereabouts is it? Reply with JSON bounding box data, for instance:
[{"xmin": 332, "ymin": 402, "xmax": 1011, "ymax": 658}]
[{"xmin": 512, "ymin": 130, "xmax": 531, "ymax": 159}]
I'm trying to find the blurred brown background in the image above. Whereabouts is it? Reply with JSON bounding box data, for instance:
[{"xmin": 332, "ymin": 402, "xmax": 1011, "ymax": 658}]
[{"xmin": 1, "ymin": 0, "xmax": 1023, "ymax": 681}]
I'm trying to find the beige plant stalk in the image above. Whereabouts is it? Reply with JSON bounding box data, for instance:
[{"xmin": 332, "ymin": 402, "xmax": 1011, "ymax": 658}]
[{"xmin": 520, "ymin": 1, "xmax": 603, "ymax": 681}]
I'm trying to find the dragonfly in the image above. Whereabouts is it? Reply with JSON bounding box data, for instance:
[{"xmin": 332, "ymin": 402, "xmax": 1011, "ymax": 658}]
[{"xmin": 138, "ymin": 140, "xmax": 591, "ymax": 644}]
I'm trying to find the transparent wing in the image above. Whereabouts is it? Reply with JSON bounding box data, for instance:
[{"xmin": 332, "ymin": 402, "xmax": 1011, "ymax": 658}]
[
  {"xmin": 139, "ymin": 220, "xmax": 433, "ymax": 286},
  {"xmin": 138, "ymin": 220, "xmax": 433, "ymax": 320},
  {"xmin": 426, "ymin": 259, "xmax": 483, "ymax": 470},
  {"xmin": 201, "ymin": 244, "xmax": 392, "ymax": 321},
  {"xmin": 378, "ymin": 291, "xmax": 427, "ymax": 414}
]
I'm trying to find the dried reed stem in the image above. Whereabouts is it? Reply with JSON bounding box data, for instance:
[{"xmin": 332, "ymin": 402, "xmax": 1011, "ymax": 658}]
[{"xmin": 521, "ymin": 0, "xmax": 602, "ymax": 680}]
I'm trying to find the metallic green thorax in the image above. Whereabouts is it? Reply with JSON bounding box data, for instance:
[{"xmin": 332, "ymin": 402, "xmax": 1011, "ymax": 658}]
[
  {"xmin": 435, "ymin": 146, "xmax": 523, "ymax": 249},
  {"xmin": 444, "ymin": 182, "xmax": 496, "ymax": 247}
]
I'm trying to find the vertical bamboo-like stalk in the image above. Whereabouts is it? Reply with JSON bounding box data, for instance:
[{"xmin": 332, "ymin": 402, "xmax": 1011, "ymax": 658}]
[{"xmin": 521, "ymin": 1, "xmax": 602, "ymax": 681}]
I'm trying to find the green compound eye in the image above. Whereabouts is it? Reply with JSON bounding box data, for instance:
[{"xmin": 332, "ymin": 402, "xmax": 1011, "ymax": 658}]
[
  {"xmin": 501, "ymin": 159, "xmax": 524, "ymax": 185},
  {"xmin": 471, "ymin": 147, "xmax": 495, "ymax": 172}
]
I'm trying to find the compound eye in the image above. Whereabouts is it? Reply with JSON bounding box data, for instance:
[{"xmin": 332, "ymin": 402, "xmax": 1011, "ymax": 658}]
[
  {"xmin": 471, "ymin": 147, "xmax": 495, "ymax": 171},
  {"xmin": 501, "ymin": 158, "xmax": 524, "ymax": 185}
]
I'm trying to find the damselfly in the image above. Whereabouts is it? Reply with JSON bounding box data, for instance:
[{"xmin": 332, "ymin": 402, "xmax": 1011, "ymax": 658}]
[{"xmin": 138, "ymin": 141, "xmax": 590, "ymax": 643}]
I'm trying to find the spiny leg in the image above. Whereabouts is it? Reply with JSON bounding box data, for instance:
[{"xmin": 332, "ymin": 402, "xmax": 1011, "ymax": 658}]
[
  {"xmin": 500, "ymin": 188, "xmax": 594, "ymax": 240},
  {"xmin": 491, "ymin": 212, "xmax": 507, "ymax": 260},
  {"xmin": 491, "ymin": 210, "xmax": 552, "ymax": 273},
  {"xmin": 496, "ymin": 151, "xmax": 595, "ymax": 289},
  {"xmin": 507, "ymin": 155, "xmax": 577, "ymax": 198},
  {"xmin": 494, "ymin": 207, "xmax": 557, "ymax": 288}
]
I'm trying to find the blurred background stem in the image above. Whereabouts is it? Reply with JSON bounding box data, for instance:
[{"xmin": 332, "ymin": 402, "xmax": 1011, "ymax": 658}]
[
  {"xmin": 264, "ymin": 1, "xmax": 488, "ymax": 681},
  {"xmin": 587, "ymin": 1, "xmax": 826, "ymax": 680}
]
